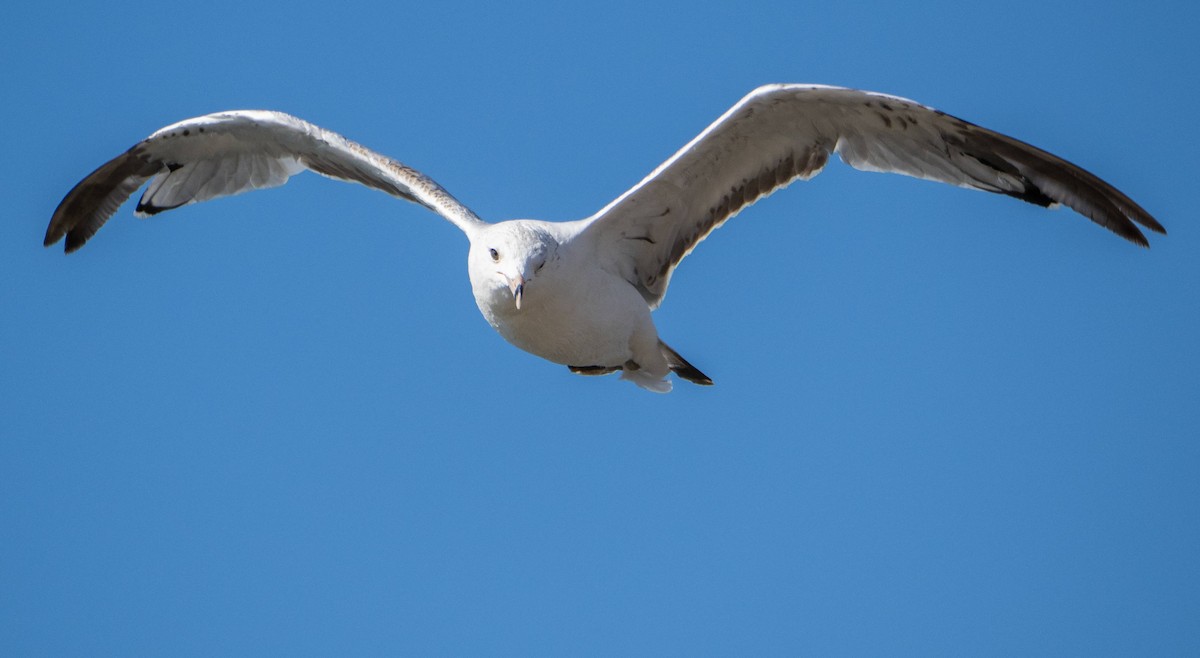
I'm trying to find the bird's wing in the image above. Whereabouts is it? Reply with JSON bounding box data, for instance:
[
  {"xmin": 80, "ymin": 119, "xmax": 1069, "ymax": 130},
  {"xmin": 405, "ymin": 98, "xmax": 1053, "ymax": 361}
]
[
  {"xmin": 578, "ymin": 84, "xmax": 1164, "ymax": 308},
  {"xmin": 45, "ymin": 110, "xmax": 485, "ymax": 252}
]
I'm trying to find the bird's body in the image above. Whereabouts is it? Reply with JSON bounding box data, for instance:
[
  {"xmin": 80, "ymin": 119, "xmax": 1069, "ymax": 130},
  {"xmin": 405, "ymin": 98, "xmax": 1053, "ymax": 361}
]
[
  {"xmin": 469, "ymin": 220, "xmax": 697, "ymax": 392},
  {"xmin": 46, "ymin": 85, "xmax": 1163, "ymax": 391}
]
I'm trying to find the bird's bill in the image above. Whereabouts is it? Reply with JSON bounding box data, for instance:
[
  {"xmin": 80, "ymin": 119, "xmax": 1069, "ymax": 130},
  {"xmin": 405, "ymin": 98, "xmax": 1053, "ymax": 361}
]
[{"xmin": 509, "ymin": 275, "xmax": 525, "ymax": 310}]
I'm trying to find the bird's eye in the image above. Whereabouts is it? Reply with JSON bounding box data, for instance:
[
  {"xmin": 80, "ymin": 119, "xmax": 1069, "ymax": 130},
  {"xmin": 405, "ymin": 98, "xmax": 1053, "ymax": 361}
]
[{"xmin": 489, "ymin": 248, "xmax": 500, "ymax": 262}]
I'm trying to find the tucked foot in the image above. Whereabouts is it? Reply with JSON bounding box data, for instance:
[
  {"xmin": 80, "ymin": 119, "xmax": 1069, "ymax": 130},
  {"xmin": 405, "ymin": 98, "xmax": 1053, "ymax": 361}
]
[
  {"xmin": 568, "ymin": 365, "xmax": 622, "ymax": 376},
  {"xmin": 568, "ymin": 361, "xmax": 672, "ymax": 393},
  {"xmin": 567, "ymin": 342, "xmax": 711, "ymax": 393}
]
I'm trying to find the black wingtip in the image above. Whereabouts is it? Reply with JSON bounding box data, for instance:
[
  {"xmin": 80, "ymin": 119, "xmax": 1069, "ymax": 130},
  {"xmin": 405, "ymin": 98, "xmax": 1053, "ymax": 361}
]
[
  {"xmin": 1107, "ymin": 215, "xmax": 1151, "ymax": 248},
  {"xmin": 43, "ymin": 230, "xmax": 61, "ymax": 249},
  {"xmin": 46, "ymin": 148, "xmax": 158, "ymax": 254},
  {"xmin": 63, "ymin": 232, "xmax": 87, "ymax": 253},
  {"xmin": 1137, "ymin": 213, "xmax": 1167, "ymax": 236},
  {"xmin": 956, "ymin": 126, "xmax": 1165, "ymax": 249}
]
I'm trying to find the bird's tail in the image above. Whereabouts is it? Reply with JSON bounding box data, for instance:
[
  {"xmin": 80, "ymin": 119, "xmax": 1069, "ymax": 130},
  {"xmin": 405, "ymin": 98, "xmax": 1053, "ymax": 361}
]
[{"xmin": 660, "ymin": 340, "xmax": 713, "ymax": 386}]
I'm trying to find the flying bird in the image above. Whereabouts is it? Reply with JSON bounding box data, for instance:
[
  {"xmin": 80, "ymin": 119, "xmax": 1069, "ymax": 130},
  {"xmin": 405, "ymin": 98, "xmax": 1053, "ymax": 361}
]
[{"xmin": 46, "ymin": 84, "xmax": 1164, "ymax": 392}]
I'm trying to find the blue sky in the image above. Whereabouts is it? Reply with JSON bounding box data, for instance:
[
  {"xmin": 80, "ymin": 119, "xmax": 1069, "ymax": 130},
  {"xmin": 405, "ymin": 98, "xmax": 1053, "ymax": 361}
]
[{"xmin": 3, "ymin": 0, "xmax": 1198, "ymax": 654}]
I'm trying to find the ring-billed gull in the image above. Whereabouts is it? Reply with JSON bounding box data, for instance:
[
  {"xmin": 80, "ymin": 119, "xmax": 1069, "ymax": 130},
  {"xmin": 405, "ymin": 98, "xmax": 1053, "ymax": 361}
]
[{"xmin": 46, "ymin": 84, "xmax": 1164, "ymax": 392}]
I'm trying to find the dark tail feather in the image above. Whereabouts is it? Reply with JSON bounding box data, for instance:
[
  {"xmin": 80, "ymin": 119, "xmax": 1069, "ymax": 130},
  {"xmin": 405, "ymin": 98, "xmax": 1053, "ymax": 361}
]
[{"xmin": 660, "ymin": 340, "xmax": 713, "ymax": 386}]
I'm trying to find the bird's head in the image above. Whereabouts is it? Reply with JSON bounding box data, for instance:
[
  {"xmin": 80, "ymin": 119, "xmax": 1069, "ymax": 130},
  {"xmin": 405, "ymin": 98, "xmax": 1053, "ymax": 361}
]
[{"xmin": 467, "ymin": 221, "xmax": 556, "ymax": 311}]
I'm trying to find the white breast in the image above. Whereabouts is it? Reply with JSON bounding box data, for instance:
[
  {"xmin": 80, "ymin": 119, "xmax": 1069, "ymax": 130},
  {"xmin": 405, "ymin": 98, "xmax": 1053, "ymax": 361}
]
[{"xmin": 476, "ymin": 254, "xmax": 655, "ymax": 368}]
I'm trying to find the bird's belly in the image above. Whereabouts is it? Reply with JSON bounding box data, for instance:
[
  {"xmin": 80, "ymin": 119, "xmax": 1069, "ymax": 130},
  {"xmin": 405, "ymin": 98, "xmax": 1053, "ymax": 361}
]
[{"xmin": 478, "ymin": 272, "xmax": 653, "ymax": 367}]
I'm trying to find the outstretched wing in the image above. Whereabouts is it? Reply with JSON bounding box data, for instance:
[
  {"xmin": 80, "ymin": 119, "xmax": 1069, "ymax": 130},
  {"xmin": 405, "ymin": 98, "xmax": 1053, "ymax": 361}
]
[
  {"xmin": 580, "ymin": 84, "xmax": 1164, "ymax": 308},
  {"xmin": 45, "ymin": 110, "xmax": 485, "ymax": 252}
]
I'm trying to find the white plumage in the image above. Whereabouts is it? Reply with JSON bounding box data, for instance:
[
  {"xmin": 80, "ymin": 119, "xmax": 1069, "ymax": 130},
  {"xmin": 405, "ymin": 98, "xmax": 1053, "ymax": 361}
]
[{"xmin": 47, "ymin": 85, "xmax": 1163, "ymax": 391}]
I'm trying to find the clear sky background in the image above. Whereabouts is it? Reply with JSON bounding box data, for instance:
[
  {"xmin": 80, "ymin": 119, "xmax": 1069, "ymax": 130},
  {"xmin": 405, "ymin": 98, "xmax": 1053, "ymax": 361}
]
[{"xmin": 2, "ymin": 0, "xmax": 1197, "ymax": 655}]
